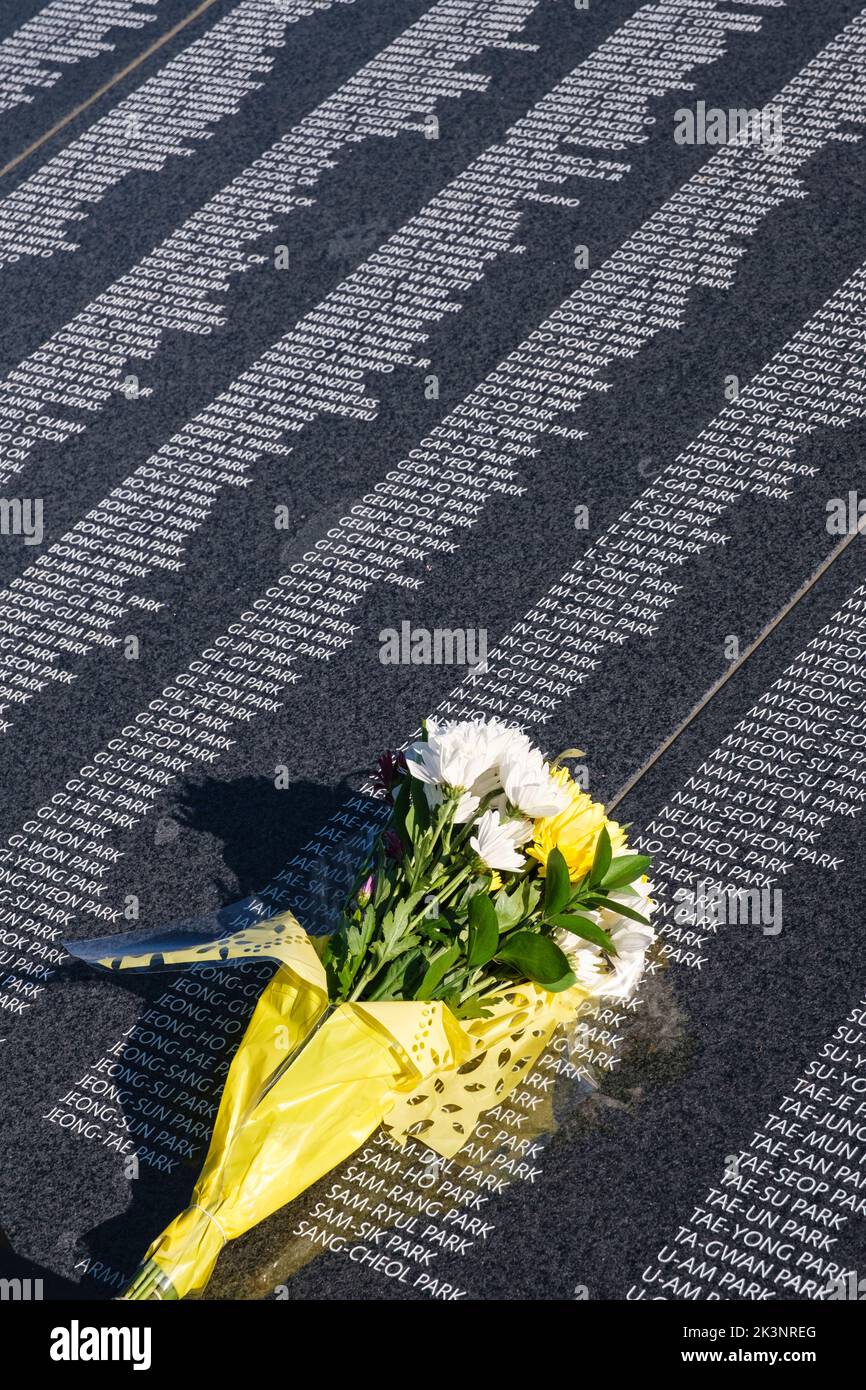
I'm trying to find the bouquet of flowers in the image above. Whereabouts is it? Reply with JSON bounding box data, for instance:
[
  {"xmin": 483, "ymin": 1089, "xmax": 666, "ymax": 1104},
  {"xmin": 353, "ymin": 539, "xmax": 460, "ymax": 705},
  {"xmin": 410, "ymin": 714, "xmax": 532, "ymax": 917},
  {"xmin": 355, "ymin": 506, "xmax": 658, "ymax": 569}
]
[{"xmin": 68, "ymin": 718, "xmax": 655, "ymax": 1300}]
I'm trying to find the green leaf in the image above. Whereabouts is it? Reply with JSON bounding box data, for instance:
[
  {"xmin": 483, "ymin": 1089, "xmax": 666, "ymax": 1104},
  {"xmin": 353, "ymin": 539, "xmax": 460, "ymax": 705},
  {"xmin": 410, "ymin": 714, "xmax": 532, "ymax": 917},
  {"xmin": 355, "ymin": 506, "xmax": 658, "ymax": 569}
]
[
  {"xmin": 368, "ymin": 946, "xmax": 425, "ymax": 1001},
  {"xmin": 568, "ymin": 871, "xmax": 590, "ymax": 898},
  {"xmin": 373, "ymin": 872, "xmax": 392, "ymax": 907},
  {"xmin": 376, "ymin": 908, "xmax": 396, "ymax": 950},
  {"xmin": 454, "ymin": 874, "xmax": 489, "ymax": 915},
  {"xmin": 552, "ymin": 746, "xmax": 585, "ymax": 763},
  {"xmin": 591, "ymin": 826, "xmax": 612, "ymax": 884},
  {"xmin": 418, "ymin": 915, "xmax": 452, "ymax": 947},
  {"xmin": 493, "ymin": 883, "xmax": 525, "ymax": 932},
  {"xmin": 520, "ymin": 877, "xmax": 542, "ymax": 915},
  {"xmin": 391, "ymin": 776, "xmax": 412, "ymax": 851},
  {"xmin": 345, "ymin": 922, "xmax": 361, "ymax": 954},
  {"xmin": 416, "ymin": 942, "xmax": 461, "ymax": 998},
  {"xmin": 601, "ymin": 854, "xmax": 650, "ymax": 890},
  {"xmin": 453, "ymin": 995, "xmax": 495, "ymax": 1020},
  {"xmin": 467, "ymin": 892, "xmax": 499, "ymax": 968},
  {"xmin": 543, "ymin": 847, "xmax": 571, "ymax": 916},
  {"xmin": 546, "ymin": 912, "xmax": 616, "ymax": 954},
  {"xmin": 495, "ymin": 878, "xmax": 542, "ymax": 936},
  {"xmin": 410, "ymin": 776, "xmax": 431, "ymax": 833},
  {"xmin": 496, "ymin": 930, "xmax": 575, "ymax": 992},
  {"xmin": 585, "ymin": 894, "xmax": 650, "ymax": 926}
]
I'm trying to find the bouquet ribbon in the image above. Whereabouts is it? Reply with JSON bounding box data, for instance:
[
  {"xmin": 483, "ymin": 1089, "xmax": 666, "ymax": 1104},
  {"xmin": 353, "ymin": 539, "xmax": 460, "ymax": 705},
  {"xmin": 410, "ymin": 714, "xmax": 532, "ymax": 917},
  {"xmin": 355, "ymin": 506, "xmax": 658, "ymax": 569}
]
[{"xmin": 68, "ymin": 911, "xmax": 588, "ymax": 1299}]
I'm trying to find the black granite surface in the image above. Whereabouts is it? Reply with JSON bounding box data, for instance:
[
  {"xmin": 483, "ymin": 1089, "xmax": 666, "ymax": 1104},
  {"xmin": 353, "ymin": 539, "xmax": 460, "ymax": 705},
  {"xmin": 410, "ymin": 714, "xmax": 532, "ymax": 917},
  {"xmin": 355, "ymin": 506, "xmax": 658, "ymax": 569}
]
[{"xmin": 0, "ymin": 0, "xmax": 865, "ymax": 1303}]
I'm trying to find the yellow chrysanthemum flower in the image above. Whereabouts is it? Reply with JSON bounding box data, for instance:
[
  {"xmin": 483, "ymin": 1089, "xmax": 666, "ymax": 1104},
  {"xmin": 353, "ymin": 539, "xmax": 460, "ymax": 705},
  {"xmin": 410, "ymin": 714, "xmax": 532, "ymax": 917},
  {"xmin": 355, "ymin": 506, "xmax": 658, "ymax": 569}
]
[{"xmin": 528, "ymin": 767, "xmax": 626, "ymax": 880}]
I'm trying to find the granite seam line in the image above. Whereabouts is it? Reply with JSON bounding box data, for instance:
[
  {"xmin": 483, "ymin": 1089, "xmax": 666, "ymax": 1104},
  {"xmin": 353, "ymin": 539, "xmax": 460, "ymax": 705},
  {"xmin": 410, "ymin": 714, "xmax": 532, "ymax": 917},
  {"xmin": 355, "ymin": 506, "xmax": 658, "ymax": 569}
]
[
  {"xmin": 607, "ymin": 525, "xmax": 866, "ymax": 815},
  {"xmin": 0, "ymin": 0, "xmax": 225, "ymax": 180}
]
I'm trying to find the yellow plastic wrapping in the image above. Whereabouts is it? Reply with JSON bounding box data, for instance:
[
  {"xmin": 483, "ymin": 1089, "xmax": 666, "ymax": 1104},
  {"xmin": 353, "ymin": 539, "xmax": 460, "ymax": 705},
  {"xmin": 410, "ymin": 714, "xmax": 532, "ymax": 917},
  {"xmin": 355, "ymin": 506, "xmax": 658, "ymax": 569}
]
[{"xmin": 71, "ymin": 910, "xmax": 587, "ymax": 1299}]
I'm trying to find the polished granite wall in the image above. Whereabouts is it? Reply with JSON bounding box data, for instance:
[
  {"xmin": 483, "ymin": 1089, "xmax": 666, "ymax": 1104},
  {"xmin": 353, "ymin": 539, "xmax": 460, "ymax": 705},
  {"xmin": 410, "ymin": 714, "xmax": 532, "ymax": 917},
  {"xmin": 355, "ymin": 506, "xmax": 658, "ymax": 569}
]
[{"xmin": 0, "ymin": 0, "xmax": 865, "ymax": 1301}]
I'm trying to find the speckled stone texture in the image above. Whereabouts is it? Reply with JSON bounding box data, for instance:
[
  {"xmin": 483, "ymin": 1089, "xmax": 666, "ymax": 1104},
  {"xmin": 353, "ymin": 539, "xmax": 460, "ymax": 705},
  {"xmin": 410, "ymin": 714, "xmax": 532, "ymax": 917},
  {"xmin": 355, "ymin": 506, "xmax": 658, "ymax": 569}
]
[{"xmin": 0, "ymin": 0, "xmax": 865, "ymax": 1301}]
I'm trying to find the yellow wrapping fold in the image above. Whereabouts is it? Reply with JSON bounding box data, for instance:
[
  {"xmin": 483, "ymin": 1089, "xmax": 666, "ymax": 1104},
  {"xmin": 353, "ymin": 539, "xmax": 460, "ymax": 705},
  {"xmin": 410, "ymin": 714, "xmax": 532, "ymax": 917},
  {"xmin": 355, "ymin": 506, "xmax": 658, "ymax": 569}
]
[{"xmin": 87, "ymin": 911, "xmax": 587, "ymax": 1298}]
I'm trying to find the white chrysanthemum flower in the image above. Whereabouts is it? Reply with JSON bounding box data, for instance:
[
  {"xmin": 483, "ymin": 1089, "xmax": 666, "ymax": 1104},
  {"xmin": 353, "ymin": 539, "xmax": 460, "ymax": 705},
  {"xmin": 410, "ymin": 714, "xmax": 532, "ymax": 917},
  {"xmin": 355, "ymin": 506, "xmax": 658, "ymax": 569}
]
[
  {"xmin": 422, "ymin": 781, "xmax": 485, "ymax": 824},
  {"xmin": 553, "ymin": 875, "xmax": 656, "ymax": 1002},
  {"xmin": 498, "ymin": 745, "xmax": 571, "ymax": 819},
  {"xmin": 470, "ymin": 808, "xmax": 532, "ymax": 872},
  {"xmin": 406, "ymin": 718, "xmax": 530, "ymax": 823}
]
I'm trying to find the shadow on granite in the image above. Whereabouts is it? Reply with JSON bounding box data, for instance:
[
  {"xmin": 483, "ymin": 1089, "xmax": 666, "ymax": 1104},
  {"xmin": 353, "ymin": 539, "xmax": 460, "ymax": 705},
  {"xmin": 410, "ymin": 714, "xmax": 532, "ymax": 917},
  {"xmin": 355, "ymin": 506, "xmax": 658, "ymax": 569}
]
[
  {"xmin": 169, "ymin": 770, "xmax": 362, "ymax": 902},
  {"xmin": 0, "ymin": 1232, "xmax": 83, "ymax": 1299}
]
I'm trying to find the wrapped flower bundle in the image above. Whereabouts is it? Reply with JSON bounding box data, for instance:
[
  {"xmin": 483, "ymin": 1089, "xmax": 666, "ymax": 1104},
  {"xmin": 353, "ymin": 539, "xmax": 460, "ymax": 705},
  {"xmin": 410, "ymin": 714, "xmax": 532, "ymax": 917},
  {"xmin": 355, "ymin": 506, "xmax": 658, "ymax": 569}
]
[{"xmin": 68, "ymin": 718, "xmax": 655, "ymax": 1300}]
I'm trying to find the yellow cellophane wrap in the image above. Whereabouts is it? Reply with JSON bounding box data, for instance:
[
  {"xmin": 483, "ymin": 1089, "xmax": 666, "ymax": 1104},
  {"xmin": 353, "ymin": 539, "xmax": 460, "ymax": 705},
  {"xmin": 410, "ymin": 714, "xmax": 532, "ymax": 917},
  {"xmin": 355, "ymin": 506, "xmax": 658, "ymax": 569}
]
[{"xmin": 77, "ymin": 910, "xmax": 588, "ymax": 1299}]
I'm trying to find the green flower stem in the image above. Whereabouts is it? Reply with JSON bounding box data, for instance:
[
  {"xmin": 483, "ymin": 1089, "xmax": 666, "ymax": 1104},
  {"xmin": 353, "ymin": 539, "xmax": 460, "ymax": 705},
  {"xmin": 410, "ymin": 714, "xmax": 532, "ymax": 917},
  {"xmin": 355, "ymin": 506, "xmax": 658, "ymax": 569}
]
[
  {"xmin": 405, "ymin": 863, "xmax": 473, "ymax": 932},
  {"xmin": 348, "ymin": 862, "xmax": 475, "ymax": 1003}
]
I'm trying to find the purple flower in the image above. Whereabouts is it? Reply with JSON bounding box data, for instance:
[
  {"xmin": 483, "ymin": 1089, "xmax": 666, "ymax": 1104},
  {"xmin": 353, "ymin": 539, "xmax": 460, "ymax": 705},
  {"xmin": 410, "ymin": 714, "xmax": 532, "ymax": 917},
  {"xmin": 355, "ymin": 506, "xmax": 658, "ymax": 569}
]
[
  {"xmin": 358, "ymin": 874, "xmax": 375, "ymax": 907},
  {"xmin": 373, "ymin": 749, "xmax": 407, "ymax": 796},
  {"xmin": 382, "ymin": 829, "xmax": 403, "ymax": 861}
]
